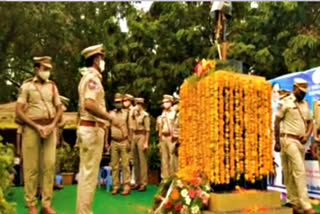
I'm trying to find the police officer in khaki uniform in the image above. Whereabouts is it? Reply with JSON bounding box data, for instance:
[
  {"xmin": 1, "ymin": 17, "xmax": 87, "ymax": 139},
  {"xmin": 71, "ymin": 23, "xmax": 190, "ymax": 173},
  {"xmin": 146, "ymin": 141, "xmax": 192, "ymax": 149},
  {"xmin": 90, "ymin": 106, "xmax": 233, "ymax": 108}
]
[
  {"xmin": 76, "ymin": 44, "xmax": 118, "ymax": 214},
  {"xmin": 109, "ymin": 93, "xmax": 131, "ymax": 195},
  {"xmin": 16, "ymin": 56, "xmax": 63, "ymax": 214},
  {"xmin": 123, "ymin": 94, "xmax": 134, "ymax": 161},
  {"xmin": 274, "ymin": 78, "xmax": 316, "ymax": 214},
  {"xmin": 122, "ymin": 94, "xmax": 135, "ymax": 184},
  {"xmin": 158, "ymin": 95, "xmax": 175, "ymax": 179},
  {"xmin": 129, "ymin": 98, "xmax": 150, "ymax": 191},
  {"xmin": 171, "ymin": 97, "xmax": 180, "ymax": 174},
  {"xmin": 311, "ymin": 98, "xmax": 320, "ymax": 164}
]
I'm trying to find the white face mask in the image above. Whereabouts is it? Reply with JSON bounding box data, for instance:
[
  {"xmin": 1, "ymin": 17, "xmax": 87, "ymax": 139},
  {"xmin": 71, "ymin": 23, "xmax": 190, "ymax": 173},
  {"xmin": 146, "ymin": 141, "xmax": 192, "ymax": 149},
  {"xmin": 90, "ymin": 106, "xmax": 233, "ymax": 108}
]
[
  {"xmin": 163, "ymin": 102, "xmax": 171, "ymax": 109},
  {"xmin": 123, "ymin": 100, "xmax": 131, "ymax": 108},
  {"xmin": 99, "ymin": 60, "xmax": 105, "ymax": 72},
  {"xmin": 38, "ymin": 71, "xmax": 50, "ymax": 81}
]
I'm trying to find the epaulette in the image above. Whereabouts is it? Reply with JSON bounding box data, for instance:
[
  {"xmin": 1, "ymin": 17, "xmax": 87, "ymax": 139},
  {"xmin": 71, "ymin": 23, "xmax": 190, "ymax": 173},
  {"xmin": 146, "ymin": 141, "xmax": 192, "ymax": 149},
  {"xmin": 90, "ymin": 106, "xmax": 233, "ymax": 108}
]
[
  {"xmin": 48, "ymin": 80, "xmax": 56, "ymax": 85},
  {"xmin": 143, "ymin": 111, "xmax": 149, "ymax": 117}
]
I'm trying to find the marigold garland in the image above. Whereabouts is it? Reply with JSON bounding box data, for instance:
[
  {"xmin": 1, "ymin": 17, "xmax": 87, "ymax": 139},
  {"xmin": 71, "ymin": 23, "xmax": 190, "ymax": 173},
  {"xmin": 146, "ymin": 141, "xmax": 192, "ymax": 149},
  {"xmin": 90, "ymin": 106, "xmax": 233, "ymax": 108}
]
[{"xmin": 178, "ymin": 70, "xmax": 273, "ymax": 185}]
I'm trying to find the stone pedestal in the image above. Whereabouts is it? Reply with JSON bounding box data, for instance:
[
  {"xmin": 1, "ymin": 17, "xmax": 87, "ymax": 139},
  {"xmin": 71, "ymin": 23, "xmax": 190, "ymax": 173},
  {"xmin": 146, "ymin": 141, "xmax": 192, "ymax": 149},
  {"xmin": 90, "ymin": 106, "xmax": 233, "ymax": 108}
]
[{"xmin": 203, "ymin": 191, "xmax": 291, "ymax": 214}]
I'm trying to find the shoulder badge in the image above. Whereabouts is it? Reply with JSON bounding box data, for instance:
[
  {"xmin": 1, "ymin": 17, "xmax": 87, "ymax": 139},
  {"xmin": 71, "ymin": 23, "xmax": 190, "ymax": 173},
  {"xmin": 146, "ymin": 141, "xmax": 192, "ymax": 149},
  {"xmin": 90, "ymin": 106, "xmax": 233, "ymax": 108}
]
[{"xmin": 88, "ymin": 79, "xmax": 98, "ymax": 90}]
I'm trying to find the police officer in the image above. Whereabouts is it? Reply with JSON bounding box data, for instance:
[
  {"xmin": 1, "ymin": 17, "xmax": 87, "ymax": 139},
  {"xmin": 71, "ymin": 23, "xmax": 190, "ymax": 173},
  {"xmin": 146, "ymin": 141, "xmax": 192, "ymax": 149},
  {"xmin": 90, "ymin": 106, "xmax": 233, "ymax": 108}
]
[
  {"xmin": 122, "ymin": 95, "xmax": 134, "ymax": 157},
  {"xmin": 274, "ymin": 78, "xmax": 316, "ymax": 214},
  {"xmin": 311, "ymin": 98, "xmax": 320, "ymax": 164},
  {"xmin": 158, "ymin": 95, "xmax": 175, "ymax": 179},
  {"xmin": 122, "ymin": 94, "xmax": 135, "ymax": 184},
  {"xmin": 76, "ymin": 44, "xmax": 118, "ymax": 214},
  {"xmin": 16, "ymin": 56, "xmax": 63, "ymax": 214},
  {"xmin": 109, "ymin": 93, "xmax": 131, "ymax": 195},
  {"xmin": 171, "ymin": 96, "xmax": 180, "ymax": 174},
  {"xmin": 129, "ymin": 98, "xmax": 150, "ymax": 191}
]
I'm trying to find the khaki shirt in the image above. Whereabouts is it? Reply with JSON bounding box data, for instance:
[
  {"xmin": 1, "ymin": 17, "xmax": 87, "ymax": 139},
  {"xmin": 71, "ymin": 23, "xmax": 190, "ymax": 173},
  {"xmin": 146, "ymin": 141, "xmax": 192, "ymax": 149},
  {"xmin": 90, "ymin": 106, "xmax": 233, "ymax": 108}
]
[
  {"xmin": 313, "ymin": 99, "xmax": 320, "ymax": 131},
  {"xmin": 17, "ymin": 76, "xmax": 61, "ymax": 120},
  {"xmin": 156, "ymin": 116, "xmax": 161, "ymax": 133},
  {"xmin": 276, "ymin": 94, "xmax": 310, "ymax": 136},
  {"xmin": 172, "ymin": 111, "xmax": 179, "ymax": 138},
  {"xmin": 129, "ymin": 107, "xmax": 150, "ymax": 132},
  {"xmin": 78, "ymin": 67, "xmax": 107, "ymax": 124},
  {"xmin": 110, "ymin": 109, "xmax": 129, "ymax": 141},
  {"xmin": 159, "ymin": 109, "xmax": 175, "ymax": 135}
]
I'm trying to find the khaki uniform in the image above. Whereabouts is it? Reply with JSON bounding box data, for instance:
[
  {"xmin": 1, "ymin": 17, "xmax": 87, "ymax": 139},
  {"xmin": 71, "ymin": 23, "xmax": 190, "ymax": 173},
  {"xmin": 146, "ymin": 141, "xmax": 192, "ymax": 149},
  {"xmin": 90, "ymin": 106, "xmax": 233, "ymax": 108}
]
[
  {"xmin": 277, "ymin": 94, "xmax": 312, "ymax": 210},
  {"xmin": 171, "ymin": 111, "xmax": 179, "ymax": 174},
  {"xmin": 76, "ymin": 67, "xmax": 107, "ymax": 214},
  {"xmin": 313, "ymin": 99, "xmax": 320, "ymax": 165},
  {"xmin": 313, "ymin": 99, "xmax": 320, "ymax": 136},
  {"xmin": 17, "ymin": 77, "xmax": 61, "ymax": 208},
  {"xmin": 124, "ymin": 106, "xmax": 134, "ymax": 163},
  {"xmin": 129, "ymin": 108, "xmax": 150, "ymax": 186},
  {"xmin": 109, "ymin": 109, "xmax": 130, "ymax": 190},
  {"xmin": 158, "ymin": 109, "xmax": 175, "ymax": 178}
]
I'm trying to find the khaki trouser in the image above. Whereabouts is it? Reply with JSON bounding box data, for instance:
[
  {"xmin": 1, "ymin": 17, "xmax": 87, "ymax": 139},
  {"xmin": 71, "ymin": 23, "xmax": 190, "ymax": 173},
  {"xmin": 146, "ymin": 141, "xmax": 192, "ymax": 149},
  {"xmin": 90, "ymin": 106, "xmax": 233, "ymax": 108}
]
[
  {"xmin": 132, "ymin": 133, "xmax": 148, "ymax": 186},
  {"xmin": 111, "ymin": 139, "xmax": 130, "ymax": 190},
  {"xmin": 171, "ymin": 140, "xmax": 178, "ymax": 175},
  {"xmin": 128, "ymin": 143, "xmax": 134, "ymax": 164},
  {"xmin": 159, "ymin": 136, "xmax": 175, "ymax": 179},
  {"xmin": 280, "ymin": 136, "xmax": 311, "ymax": 210},
  {"xmin": 22, "ymin": 125, "xmax": 56, "ymax": 207},
  {"xmin": 76, "ymin": 126, "xmax": 104, "ymax": 214}
]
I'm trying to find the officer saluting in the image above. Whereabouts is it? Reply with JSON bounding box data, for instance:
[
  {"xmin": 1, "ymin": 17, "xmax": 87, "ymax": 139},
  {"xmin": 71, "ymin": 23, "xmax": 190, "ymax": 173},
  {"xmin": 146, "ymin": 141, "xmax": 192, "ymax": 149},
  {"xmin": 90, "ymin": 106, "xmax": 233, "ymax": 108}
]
[{"xmin": 274, "ymin": 78, "xmax": 316, "ymax": 214}]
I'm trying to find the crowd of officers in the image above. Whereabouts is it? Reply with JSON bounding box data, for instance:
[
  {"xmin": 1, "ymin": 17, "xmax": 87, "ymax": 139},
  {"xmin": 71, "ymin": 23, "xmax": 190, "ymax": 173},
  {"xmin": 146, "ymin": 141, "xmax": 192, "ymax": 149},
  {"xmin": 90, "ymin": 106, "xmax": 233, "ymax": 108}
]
[
  {"xmin": 15, "ymin": 44, "xmax": 180, "ymax": 214},
  {"xmin": 20, "ymin": 43, "xmax": 320, "ymax": 214}
]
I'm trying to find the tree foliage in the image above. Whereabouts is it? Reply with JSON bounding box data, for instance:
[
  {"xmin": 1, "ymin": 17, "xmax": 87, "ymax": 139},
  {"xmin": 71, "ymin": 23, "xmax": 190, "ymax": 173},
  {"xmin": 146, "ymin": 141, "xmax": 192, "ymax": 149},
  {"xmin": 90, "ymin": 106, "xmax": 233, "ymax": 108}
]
[{"xmin": 0, "ymin": 2, "xmax": 320, "ymax": 116}]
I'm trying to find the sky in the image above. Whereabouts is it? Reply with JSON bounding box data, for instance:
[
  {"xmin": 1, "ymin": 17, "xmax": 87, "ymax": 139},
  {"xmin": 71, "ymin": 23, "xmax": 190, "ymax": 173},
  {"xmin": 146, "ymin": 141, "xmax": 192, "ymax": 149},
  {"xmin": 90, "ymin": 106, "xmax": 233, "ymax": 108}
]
[{"xmin": 119, "ymin": 1, "xmax": 153, "ymax": 33}]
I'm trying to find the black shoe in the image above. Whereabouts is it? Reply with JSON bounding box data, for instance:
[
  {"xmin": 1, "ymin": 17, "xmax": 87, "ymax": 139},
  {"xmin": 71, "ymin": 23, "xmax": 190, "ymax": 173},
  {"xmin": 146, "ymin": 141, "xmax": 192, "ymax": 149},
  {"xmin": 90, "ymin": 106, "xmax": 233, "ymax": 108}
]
[
  {"xmin": 138, "ymin": 185, "xmax": 146, "ymax": 192},
  {"xmin": 131, "ymin": 184, "xmax": 140, "ymax": 190},
  {"xmin": 283, "ymin": 202, "xmax": 294, "ymax": 208}
]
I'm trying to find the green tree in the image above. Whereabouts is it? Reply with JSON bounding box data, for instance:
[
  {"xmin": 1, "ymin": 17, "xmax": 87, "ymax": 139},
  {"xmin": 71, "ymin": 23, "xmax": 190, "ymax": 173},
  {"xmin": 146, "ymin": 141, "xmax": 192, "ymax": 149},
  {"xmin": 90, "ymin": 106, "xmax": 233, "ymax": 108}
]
[{"xmin": 1, "ymin": 2, "xmax": 320, "ymax": 116}]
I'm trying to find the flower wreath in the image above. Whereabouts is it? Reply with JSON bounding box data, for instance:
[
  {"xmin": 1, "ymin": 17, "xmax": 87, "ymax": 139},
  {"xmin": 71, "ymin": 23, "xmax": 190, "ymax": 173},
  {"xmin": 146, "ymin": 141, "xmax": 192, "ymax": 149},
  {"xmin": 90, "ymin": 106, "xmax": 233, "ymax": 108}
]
[{"xmin": 149, "ymin": 171, "xmax": 211, "ymax": 214}]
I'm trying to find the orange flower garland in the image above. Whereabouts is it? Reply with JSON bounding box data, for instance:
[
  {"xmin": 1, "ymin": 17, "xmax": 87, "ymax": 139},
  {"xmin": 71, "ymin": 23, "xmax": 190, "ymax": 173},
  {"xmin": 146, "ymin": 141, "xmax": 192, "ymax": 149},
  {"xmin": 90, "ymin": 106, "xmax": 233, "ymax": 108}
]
[{"xmin": 178, "ymin": 70, "xmax": 272, "ymax": 185}]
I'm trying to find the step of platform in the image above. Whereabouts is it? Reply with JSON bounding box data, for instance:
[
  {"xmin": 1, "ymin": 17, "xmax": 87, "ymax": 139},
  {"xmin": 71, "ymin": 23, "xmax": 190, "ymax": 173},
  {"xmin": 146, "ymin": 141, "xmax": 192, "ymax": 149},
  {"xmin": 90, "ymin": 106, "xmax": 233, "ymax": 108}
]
[
  {"xmin": 203, "ymin": 207, "xmax": 292, "ymax": 214},
  {"xmin": 208, "ymin": 191, "xmax": 281, "ymax": 212}
]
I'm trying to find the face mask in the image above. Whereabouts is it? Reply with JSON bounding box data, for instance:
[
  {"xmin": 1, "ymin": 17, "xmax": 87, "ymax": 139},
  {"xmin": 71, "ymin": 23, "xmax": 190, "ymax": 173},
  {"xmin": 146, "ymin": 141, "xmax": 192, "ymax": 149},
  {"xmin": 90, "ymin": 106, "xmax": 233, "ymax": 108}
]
[
  {"xmin": 123, "ymin": 101, "xmax": 131, "ymax": 108},
  {"xmin": 114, "ymin": 103, "xmax": 122, "ymax": 110},
  {"xmin": 38, "ymin": 71, "xmax": 50, "ymax": 81},
  {"xmin": 99, "ymin": 60, "xmax": 105, "ymax": 72},
  {"xmin": 136, "ymin": 104, "xmax": 142, "ymax": 111},
  {"xmin": 295, "ymin": 92, "xmax": 306, "ymax": 102},
  {"xmin": 163, "ymin": 102, "xmax": 171, "ymax": 109}
]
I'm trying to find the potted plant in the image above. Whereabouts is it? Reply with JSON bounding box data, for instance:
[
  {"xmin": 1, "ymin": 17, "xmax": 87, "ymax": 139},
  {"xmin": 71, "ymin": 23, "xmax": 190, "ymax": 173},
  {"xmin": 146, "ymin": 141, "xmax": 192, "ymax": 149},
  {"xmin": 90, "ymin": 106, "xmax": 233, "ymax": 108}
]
[
  {"xmin": 0, "ymin": 135, "xmax": 16, "ymax": 214},
  {"xmin": 56, "ymin": 142, "xmax": 79, "ymax": 185},
  {"xmin": 148, "ymin": 139, "xmax": 161, "ymax": 184}
]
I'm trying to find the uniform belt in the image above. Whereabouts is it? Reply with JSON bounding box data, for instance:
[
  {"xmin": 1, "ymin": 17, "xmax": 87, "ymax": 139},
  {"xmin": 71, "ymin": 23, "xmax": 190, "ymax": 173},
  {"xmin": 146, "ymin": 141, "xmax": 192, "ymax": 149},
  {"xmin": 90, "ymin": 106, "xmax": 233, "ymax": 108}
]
[
  {"xmin": 33, "ymin": 119, "xmax": 53, "ymax": 125},
  {"xmin": 79, "ymin": 120, "xmax": 105, "ymax": 129},
  {"xmin": 134, "ymin": 130, "xmax": 146, "ymax": 135},
  {"xmin": 172, "ymin": 136, "xmax": 179, "ymax": 142},
  {"xmin": 161, "ymin": 133, "xmax": 171, "ymax": 137},
  {"xmin": 280, "ymin": 133, "xmax": 301, "ymax": 141},
  {"xmin": 112, "ymin": 136, "xmax": 128, "ymax": 142}
]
